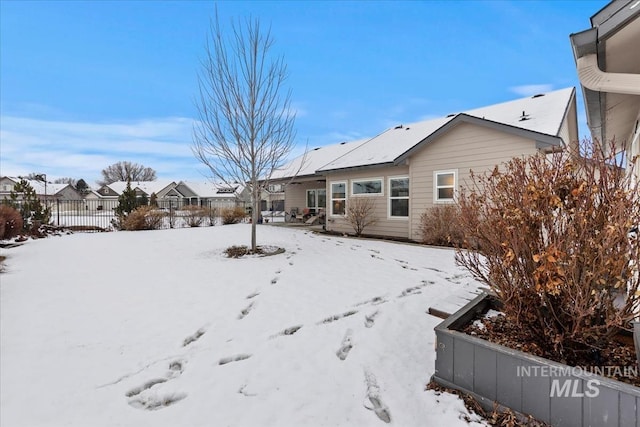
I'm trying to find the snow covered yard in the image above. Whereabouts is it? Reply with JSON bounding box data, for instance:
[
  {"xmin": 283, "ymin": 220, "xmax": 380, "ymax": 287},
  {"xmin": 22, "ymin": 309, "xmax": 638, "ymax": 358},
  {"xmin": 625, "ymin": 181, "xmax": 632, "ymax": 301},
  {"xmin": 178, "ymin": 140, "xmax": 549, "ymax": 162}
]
[{"xmin": 0, "ymin": 224, "xmax": 486, "ymax": 426}]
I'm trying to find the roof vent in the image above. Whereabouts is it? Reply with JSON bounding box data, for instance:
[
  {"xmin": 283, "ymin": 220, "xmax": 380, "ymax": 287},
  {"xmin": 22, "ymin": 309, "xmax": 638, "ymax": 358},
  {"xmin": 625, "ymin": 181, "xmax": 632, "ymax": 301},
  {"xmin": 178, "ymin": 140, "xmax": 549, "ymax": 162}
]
[
  {"xmin": 519, "ymin": 110, "xmax": 531, "ymax": 121},
  {"xmin": 394, "ymin": 124, "xmax": 403, "ymax": 129},
  {"xmin": 531, "ymin": 93, "xmax": 545, "ymax": 98},
  {"xmin": 446, "ymin": 114, "xmax": 456, "ymax": 118}
]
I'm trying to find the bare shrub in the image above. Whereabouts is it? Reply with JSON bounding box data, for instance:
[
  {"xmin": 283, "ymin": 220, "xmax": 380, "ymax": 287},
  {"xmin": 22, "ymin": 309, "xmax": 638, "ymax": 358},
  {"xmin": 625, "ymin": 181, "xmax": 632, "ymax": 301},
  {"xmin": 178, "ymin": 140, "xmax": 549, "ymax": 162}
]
[
  {"xmin": 183, "ymin": 205, "xmax": 207, "ymax": 227},
  {"xmin": 420, "ymin": 204, "xmax": 464, "ymax": 247},
  {"xmin": 455, "ymin": 142, "xmax": 640, "ymax": 362},
  {"xmin": 0, "ymin": 205, "xmax": 24, "ymax": 239},
  {"xmin": 121, "ymin": 206, "xmax": 166, "ymax": 231},
  {"xmin": 221, "ymin": 207, "xmax": 246, "ymax": 225},
  {"xmin": 345, "ymin": 197, "xmax": 376, "ymax": 236}
]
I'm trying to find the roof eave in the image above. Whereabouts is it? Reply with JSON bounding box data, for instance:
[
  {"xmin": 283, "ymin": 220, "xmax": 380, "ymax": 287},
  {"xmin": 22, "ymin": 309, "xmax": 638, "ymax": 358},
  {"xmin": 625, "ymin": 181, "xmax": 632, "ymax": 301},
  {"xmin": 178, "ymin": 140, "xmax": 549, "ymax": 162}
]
[
  {"xmin": 570, "ymin": 28, "xmax": 606, "ymax": 144},
  {"xmin": 318, "ymin": 162, "xmax": 396, "ymax": 175},
  {"xmin": 394, "ymin": 114, "xmax": 563, "ymax": 164}
]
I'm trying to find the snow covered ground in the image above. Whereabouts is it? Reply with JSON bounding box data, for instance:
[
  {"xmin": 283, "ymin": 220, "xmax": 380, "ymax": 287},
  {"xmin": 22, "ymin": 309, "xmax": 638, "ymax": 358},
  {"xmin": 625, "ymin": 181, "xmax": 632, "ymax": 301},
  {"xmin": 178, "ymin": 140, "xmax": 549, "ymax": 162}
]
[{"xmin": 1, "ymin": 224, "xmax": 487, "ymax": 427}]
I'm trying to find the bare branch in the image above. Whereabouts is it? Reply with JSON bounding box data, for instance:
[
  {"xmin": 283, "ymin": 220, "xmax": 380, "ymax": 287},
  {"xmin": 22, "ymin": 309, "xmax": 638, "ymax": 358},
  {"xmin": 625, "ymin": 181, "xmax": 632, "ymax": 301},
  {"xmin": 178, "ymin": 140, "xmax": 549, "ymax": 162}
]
[{"xmin": 192, "ymin": 11, "xmax": 297, "ymax": 251}]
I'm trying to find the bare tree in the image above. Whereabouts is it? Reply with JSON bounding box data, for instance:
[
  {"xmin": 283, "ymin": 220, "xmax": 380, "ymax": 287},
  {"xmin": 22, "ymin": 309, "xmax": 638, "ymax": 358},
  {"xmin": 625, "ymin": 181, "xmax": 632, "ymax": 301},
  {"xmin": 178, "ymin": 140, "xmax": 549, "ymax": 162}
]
[
  {"xmin": 345, "ymin": 197, "xmax": 377, "ymax": 236},
  {"xmin": 54, "ymin": 177, "xmax": 77, "ymax": 186},
  {"xmin": 192, "ymin": 12, "xmax": 297, "ymax": 252},
  {"xmin": 98, "ymin": 161, "xmax": 156, "ymax": 186}
]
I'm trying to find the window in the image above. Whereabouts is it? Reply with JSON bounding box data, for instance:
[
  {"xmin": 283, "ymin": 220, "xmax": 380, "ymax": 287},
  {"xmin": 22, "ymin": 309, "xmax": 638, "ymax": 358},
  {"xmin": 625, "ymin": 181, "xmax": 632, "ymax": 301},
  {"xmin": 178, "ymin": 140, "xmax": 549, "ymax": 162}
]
[
  {"xmin": 351, "ymin": 178, "xmax": 383, "ymax": 196},
  {"xmin": 306, "ymin": 189, "xmax": 326, "ymax": 211},
  {"xmin": 330, "ymin": 182, "xmax": 346, "ymax": 215},
  {"xmin": 389, "ymin": 177, "xmax": 409, "ymax": 217},
  {"xmin": 434, "ymin": 170, "xmax": 457, "ymax": 202}
]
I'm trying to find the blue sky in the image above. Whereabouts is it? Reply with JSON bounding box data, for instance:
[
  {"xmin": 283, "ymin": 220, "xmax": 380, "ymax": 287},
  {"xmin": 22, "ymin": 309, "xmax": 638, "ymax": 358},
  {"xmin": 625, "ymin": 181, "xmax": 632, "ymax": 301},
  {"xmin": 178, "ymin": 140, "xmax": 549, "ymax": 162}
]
[{"xmin": 1, "ymin": 0, "xmax": 606, "ymax": 186}]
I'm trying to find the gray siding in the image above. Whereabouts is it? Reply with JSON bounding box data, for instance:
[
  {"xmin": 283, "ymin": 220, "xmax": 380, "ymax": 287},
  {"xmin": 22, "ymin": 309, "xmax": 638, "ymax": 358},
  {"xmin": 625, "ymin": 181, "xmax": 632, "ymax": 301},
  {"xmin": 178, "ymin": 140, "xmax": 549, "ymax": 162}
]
[
  {"xmin": 324, "ymin": 165, "xmax": 410, "ymax": 238},
  {"xmin": 559, "ymin": 99, "xmax": 579, "ymax": 153},
  {"xmin": 408, "ymin": 122, "xmax": 539, "ymax": 240},
  {"xmin": 283, "ymin": 180, "xmax": 325, "ymax": 213}
]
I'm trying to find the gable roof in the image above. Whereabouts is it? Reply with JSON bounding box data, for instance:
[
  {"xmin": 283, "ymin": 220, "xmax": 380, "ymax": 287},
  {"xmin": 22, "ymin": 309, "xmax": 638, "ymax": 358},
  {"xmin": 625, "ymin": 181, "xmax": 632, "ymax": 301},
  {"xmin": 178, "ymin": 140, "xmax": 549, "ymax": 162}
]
[
  {"xmin": 319, "ymin": 87, "xmax": 575, "ymax": 172},
  {"xmin": 178, "ymin": 181, "xmax": 246, "ymax": 199},
  {"xmin": 269, "ymin": 138, "xmax": 369, "ymax": 180},
  {"xmin": 1, "ymin": 177, "xmax": 73, "ymax": 196},
  {"xmin": 105, "ymin": 180, "xmax": 176, "ymax": 196}
]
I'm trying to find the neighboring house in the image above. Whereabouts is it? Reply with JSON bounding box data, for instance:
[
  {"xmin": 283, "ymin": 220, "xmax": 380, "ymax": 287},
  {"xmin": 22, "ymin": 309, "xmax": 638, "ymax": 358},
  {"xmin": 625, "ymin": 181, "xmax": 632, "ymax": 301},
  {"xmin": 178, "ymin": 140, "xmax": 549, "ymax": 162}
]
[
  {"xmin": 271, "ymin": 87, "xmax": 578, "ymax": 241},
  {"xmin": 570, "ymin": 0, "xmax": 640, "ymax": 183},
  {"xmin": 0, "ymin": 176, "xmax": 82, "ymax": 209},
  {"xmin": 96, "ymin": 180, "xmax": 177, "ymax": 200},
  {"xmin": 171, "ymin": 181, "xmax": 251, "ymax": 210},
  {"xmin": 92, "ymin": 180, "xmax": 250, "ymax": 211},
  {"xmin": 84, "ymin": 190, "xmax": 119, "ymax": 212}
]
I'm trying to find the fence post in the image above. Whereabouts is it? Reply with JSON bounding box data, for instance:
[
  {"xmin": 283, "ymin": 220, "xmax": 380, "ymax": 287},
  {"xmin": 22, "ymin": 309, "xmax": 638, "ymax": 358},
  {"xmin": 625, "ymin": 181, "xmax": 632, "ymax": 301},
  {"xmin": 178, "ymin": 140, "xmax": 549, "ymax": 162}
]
[
  {"xmin": 57, "ymin": 199, "xmax": 60, "ymax": 226},
  {"xmin": 169, "ymin": 201, "xmax": 174, "ymax": 228}
]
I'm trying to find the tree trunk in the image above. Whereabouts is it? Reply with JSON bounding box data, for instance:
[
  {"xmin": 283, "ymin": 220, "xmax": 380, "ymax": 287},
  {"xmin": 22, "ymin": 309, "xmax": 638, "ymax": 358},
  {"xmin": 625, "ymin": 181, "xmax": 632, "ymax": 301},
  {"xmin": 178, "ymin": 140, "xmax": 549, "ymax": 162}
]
[{"xmin": 251, "ymin": 185, "xmax": 259, "ymax": 252}]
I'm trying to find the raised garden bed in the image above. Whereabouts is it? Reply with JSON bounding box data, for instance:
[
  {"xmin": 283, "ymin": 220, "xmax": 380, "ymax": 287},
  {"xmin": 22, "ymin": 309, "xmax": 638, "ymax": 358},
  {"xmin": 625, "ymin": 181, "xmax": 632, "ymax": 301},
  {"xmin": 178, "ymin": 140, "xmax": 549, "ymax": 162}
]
[{"xmin": 432, "ymin": 292, "xmax": 640, "ymax": 427}]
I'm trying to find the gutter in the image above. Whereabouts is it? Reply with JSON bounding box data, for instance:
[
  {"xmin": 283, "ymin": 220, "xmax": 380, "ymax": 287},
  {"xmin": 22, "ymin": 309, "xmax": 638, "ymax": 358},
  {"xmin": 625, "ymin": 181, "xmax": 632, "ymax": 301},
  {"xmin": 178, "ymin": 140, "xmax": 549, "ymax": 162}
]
[{"xmin": 576, "ymin": 53, "xmax": 640, "ymax": 95}]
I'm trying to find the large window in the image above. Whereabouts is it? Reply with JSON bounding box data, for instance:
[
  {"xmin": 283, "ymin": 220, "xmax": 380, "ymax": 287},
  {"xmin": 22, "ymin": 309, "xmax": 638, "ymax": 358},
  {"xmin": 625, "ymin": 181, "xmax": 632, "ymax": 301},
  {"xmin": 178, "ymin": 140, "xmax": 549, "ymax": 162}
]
[
  {"xmin": 351, "ymin": 178, "xmax": 383, "ymax": 196},
  {"xmin": 330, "ymin": 182, "xmax": 346, "ymax": 215},
  {"xmin": 306, "ymin": 189, "xmax": 326, "ymax": 210},
  {"xmin": 434, "ymin": 170, "xmax": 457, "ymax": 202},
  {"xmin": 389, "ymin": 177, "xmax": 409, "ymax": 217}
]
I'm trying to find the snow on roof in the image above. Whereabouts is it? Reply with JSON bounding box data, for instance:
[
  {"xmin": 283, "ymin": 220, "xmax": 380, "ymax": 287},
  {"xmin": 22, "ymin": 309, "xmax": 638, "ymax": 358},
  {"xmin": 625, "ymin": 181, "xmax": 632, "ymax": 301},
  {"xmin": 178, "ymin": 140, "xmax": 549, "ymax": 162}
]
[
  {"xmin": 269, "ymin": 138, "xmax": 370, "ymax": 180},
  {"xmin": 106, "ymin": 180, "xmax": 175, "ymax": 195},
  {"xmin": 179, "ymin": 181, "xmax": 245, "ymax": 198},
  {"xmin": 319, "ymin": 87, "xmax": 575, "ymax": 172},
  {"xmin": 3, "ymin": 177, "xmax": 71, "ymax": 196}
]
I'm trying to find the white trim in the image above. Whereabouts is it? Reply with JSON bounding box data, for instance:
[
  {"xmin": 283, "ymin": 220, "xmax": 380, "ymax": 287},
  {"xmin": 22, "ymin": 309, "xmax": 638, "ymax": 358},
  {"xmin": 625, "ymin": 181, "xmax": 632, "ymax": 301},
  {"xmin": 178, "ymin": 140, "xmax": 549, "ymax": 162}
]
[
  {"xmin": 306, "ymin": 188, "xmax": 327, "ymax": 210},
  {"xmin": 434, "ymin": 169, "xmax": 458, "ymax": 203},
  {"xmin": 388, "ymin": 175, "xmax": 409, "ymax": 219},
  {"xmin": 329, "ymin": 181, "xmax": 347, "ymax": 216},
  {"xmin": 351, "ymin": 177, "xmax": 384, "ymax": 197}
]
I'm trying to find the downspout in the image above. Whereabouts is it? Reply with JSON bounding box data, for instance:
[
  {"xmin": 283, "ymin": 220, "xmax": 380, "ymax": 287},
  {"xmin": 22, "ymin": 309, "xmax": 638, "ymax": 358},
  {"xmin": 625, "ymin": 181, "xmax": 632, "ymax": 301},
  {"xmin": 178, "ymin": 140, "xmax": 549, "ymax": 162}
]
[{"xmin": 576, "ymin": 54, "xmax": 640, "ymax": 95}]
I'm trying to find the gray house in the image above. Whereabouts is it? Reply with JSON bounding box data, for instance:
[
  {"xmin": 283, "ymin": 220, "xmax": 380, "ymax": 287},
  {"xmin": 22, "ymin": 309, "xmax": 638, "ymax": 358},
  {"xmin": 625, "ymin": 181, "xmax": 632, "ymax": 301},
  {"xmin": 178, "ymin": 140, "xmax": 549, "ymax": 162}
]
[{"xmin": 270, "ymin": 87, "xmax": 578, "ymax": 240}]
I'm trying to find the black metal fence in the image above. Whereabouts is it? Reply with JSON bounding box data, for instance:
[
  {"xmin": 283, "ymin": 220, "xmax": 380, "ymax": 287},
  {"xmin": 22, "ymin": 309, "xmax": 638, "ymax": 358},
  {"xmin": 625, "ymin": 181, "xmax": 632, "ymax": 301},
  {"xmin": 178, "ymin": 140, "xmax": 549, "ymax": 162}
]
[{"xmin": 46, "ymin": 199, "xmax": 245, "ymax": 231}]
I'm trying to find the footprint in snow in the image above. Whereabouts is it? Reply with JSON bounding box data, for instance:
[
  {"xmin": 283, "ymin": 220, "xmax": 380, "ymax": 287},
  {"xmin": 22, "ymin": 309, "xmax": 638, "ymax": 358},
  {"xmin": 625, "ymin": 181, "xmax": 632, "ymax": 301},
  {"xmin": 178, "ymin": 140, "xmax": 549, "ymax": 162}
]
[
  {"xmin": 238, "ymin": 302, "xmax": 254, "ymax": 319},
  {"xmin": 336, "ymin": 329, "xmax": 353, "ymax": 361},
  {"xmin": 129, "ymin": 392, "xmax": 187, "ymax": 410},
  {"xmin": 270, "ymin": 325, "xmax": 303, "ymax": 339},
  {"xmin": 364, "ymin": 311, "xmax": 379, "ymax": 328},
  {"xmin": 364, "ymin": 370, "xmax": 391, "ymax": 423},
  {"xmin": 399, "ymin": 286, "xmax": 421, "ymax": 297},
  {"xmin": 182, "ymin": 327, "xmax": 207, "ymax": 347},
  {"xmin": 246, "ymin": 291, "xmax": 260, "ymax": 299},
  {"xmin": 318, "ymin": 310, "xmax": 358, "ymax": 325},
  {"xmin": 354, "ymin": 296, "xmax": 387, "ymax": 307},
  {"xmin": 126, "ymin": 360, "xmax": 187, "ymax": 410},
  {"xmin": 219, "ymin": 354, "xmax": 252, "ymax": 365},
  {"xmin": 126, "ymin": 378, "xmax": 168, "ymax": 397}
]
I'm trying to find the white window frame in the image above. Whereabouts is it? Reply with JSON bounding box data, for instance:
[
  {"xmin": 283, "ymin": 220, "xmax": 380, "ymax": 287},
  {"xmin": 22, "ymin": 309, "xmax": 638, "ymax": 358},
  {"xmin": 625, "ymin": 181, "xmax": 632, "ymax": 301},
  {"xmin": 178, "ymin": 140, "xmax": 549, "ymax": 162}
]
[
  {"xmin": 388, "ymin": 176, "xmax": 409, "ymax": 219},
  {"xmin": 351, "ymin": 177, "xmax": 383, "ymax": 197},
  {"xmin": 306, "ymin": 188, "xmax": 327, "ymax": 210},
  {"xmin": 434, "ymin": 170, "xmax": 457, "ymax": 203},
  {"xmin": 329, "ymin": 181, "xmax": 347, "ymax": 216}
]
